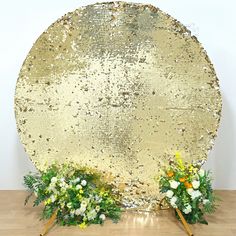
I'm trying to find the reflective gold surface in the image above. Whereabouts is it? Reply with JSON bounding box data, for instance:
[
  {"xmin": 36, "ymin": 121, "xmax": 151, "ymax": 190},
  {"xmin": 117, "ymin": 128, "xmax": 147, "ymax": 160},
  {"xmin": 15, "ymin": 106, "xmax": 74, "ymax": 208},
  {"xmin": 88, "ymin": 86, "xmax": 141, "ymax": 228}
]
[{"xmin": 15, "ymin": 2, "xmax": 222, "ymax": 209}]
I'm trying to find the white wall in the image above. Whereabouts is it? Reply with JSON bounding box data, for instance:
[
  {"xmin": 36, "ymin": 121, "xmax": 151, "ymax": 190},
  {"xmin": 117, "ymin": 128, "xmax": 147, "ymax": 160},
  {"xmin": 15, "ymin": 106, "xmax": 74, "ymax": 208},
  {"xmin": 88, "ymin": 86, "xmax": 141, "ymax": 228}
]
[{"xmin": 0, "ymin": 0, "xmax": 235, "ymax": 190}]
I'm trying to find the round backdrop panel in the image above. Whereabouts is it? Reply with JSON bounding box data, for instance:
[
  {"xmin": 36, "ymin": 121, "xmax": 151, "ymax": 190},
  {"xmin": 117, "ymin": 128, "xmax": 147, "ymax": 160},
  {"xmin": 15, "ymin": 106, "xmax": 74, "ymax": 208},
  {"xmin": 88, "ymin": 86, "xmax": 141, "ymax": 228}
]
[{"xmin": 15, "ymin": 2, "xmax": 222, "ymax": 209}]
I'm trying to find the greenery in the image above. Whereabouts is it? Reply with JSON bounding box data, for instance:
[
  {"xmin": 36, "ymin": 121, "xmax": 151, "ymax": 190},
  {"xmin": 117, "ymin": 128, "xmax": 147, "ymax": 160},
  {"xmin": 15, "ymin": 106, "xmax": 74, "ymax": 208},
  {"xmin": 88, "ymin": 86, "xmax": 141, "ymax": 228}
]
[
  {"xmin": 159, "ymin": 152, "xmax": 218, "ymax": 224},
  {"xmin": 24, "ymin": 163, "xmax": 121, "ymax": 228}
]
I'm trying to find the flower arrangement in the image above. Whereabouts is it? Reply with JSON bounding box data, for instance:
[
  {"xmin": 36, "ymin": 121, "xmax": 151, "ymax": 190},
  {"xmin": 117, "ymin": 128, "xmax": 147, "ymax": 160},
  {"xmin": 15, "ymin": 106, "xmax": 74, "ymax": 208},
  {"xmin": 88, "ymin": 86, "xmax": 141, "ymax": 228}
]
[
  {"xmin": 24, "ymin": 163, "xmax": 121, "ymax": 228},
  {"xmin": 159, "ymin": 152, "xmax": 218, "ymax": 224}
]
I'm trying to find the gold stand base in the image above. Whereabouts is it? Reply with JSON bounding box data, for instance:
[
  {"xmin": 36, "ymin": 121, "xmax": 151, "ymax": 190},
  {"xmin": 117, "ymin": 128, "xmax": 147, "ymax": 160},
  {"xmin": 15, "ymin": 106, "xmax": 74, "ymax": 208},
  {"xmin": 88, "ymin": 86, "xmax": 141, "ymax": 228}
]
[
  {"xmin": 39, "ymin": 210, "xmax": 58, "ymax": 236},
  {"xmin": 39, "ymin": 200, "xmax": 193, "ymax": 236},
  {"xmin": 176, "ymin": 208, "xmax": 194, "ymax": 236}
]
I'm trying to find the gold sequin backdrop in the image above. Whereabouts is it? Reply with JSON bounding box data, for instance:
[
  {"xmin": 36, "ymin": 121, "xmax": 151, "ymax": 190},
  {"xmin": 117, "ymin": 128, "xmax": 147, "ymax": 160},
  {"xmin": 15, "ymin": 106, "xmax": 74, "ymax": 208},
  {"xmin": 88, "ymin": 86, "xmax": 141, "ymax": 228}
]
[{"xmin": 15, "ymin": 2, "xmax": 222, "ymax": 209}]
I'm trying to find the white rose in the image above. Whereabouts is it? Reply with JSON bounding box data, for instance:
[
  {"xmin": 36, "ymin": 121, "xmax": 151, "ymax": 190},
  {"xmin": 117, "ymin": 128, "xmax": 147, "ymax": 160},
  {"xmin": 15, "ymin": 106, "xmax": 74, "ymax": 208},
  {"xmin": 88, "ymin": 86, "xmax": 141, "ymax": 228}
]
[
  {"xmin": 170, "ymin": 196, "xmax": 178, "ymax": 208},
  {"xmin": 190, "ymin": 190, "xmax": 202, "ymax": 200},
  {"xmin": 166, "ymin": 190, "xmax": 174, "ymax": 198},
  {"xmin": 169, "ymin": 180, "xmax": 180, "ymax": 189},
  {"xmin": 99, "ymin": 214, "xmax": 106, "ymax": 221},
  {"xmin": 81, "ymin": 180, "xmax": 87, "ymax": 186},
  {"xmin": 187, "ymin": 188, "xmax": 193, "ymax": 195},
  {"xmin": 183, "ymin": 204, "xmax": 192, "ymax": 214},
  {"xmin": 198, "ymin": 169, "xmax": 205, "ymax": 177},
  {"xmin": 51, "ymin": 177, "xmax": 57, "ymax": 183},
  {"xmin": 203, "ymin": 199, "xmax": 210, "ymax": 205},
  {"xmin": 192, "ymin": 180, "xmax": 200, "ymax": 189},
  {"xmin": 76, "ymin": 184, "xmax": 82, "ymax": 190},
  {"xmin": 74, "ymin": 177, "xmax": 80, "ymax": 183}
]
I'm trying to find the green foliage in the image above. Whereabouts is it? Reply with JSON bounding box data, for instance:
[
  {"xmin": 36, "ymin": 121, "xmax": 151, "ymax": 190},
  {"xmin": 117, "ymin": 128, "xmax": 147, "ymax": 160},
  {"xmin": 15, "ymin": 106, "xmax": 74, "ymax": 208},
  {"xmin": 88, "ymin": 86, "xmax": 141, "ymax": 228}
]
[
  {"xmin": 23, "ymin": 163, "xmax": 121, "ymax": 228},
  {"xmin": 159, "ymin": 153, "xmax": 219, "ymax": 225}
]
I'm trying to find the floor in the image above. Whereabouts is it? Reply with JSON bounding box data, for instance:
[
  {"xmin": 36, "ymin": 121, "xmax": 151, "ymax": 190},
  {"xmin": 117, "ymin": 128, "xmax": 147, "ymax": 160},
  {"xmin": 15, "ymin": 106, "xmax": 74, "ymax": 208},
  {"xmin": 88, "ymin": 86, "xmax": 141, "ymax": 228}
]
[{"xmin": 0, "ymin": 190, "xmax": 235, "ymax": 236}]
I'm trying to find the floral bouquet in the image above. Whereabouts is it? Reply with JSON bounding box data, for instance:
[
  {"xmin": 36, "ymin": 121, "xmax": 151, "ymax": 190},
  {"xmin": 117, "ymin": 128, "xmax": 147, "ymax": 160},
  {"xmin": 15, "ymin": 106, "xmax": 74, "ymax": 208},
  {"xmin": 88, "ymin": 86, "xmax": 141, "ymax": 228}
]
[
  {"xmin": 24, "ymin": 163, "xmax": 121, "ymax": 229},
  {"xmin": 159, "ymin": 152, "xmax": 218, "ymax": 224}
]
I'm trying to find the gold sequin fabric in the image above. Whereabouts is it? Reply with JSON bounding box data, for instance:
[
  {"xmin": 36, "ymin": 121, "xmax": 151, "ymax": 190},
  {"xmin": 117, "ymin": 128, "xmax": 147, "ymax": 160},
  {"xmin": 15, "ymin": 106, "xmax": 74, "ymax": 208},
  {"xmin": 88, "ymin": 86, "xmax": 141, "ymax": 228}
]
[{"xmin": 15, "ymin": 2, "xmax": 222, "ymax": 209}]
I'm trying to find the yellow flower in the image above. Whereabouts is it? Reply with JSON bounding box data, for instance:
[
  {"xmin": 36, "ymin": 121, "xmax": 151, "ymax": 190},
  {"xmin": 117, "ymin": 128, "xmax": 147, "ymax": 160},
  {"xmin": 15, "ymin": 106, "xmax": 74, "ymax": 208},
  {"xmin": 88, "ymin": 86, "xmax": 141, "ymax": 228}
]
[
  {"xmin": 175, "ymin": 151, "xmax": 185, "ymax": 171},
  {"xmin": 79, "ymin": 222, "xmax": 87, "ymax": 229},
  {"xmin": 99, "ymin": 188, "xmax": 106, "ymax": 196},
  {"xmin": 76, "ymin": 194, "xmax": 82, "ymax": 201},
  {"xmin": 44, "ymin": 198, "xmax": 52, "ymax": 205},
  {"xmin": 188, "ymin": 164, "xmax": 198, "ymax": 174},
  {"xmin": 79, "ymin": 189, "xmax": 84, "ymax": 194},
  {"xmin": 189, "ymin": 164, "xmax": 194, "ymax": 173},
  {"xmin": 175, "ymin": 151, "xmax": 181, "ymax": 159}
]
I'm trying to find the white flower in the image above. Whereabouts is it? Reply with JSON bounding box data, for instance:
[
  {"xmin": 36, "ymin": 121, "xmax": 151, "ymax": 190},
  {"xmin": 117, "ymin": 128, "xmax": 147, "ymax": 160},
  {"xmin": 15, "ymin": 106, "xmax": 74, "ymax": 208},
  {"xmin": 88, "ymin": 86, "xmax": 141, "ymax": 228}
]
[
  {"xmin": 169, "ymin": 180, "xmax": 180, "ymax": 189},
  {"xmin": 81, "ymin": 200, "xmax": 88, "ymax": 207},
  {"xmin": 183, "ymin": 204, "xmax": 192, "ymax": 214},
  {"xmin": 99, "ymin": 214, "xmax": 106, "ymax": 221},
  {"xmin": 192, "ymin": 180, "xmax": 200, "ymax": 189},
  {"xmin": 198, "ymin": 169, "xmax": 205, "ymax": 177},
  {"xmin": 76, "ymin": 184, "xmax": 82, "ymax": 190},
  {"xmin": 95, "ymin": 195, "xmax": 102, "ymax": 203},
  {"xmin": 50, "ymin": 195, "xmax": 56, "ymax": 203},
  {"xmin": 70, "ymin": 210, "xmax": 75, "ymax": 217},
  {"xmin": 67, "ymin": 202, "xmax": 73, "ymax": 209},
  {"xmin": 203, "ymin": 199, "xmax": 210, "ymax": 205},
  {"xmin": 61, "ymin": 187, "xmax": 68, "ymax": 192},
  {"xmin": 170, "ymin": 196, "xmax": 178, "ymax": 208},
  {"xmin": 81, "ymin": 180, "xmax": 87, "ymax": 186},
  {"xmin": 95, "ymin": 205, "xmax": 100, "ymax": 212},
  {"xmin": 60, "ymin": 182, "xmax": 69, "ymax": 192},
  {"xmin": 60, "ymin": 201, "xmax": 65, "ymax": 208},
  {"xmin": 166, "ymin": 190, "xmax": 174, "ymax": 198},
  {"xmin": 80, "ymin": 206, "xmax": 86, "ymax": 213},
  {"xmin": 75, "ymin": 208, "xmax": 82, "ymax": 216},
  {"xmin": 74, "ymin": 177, "xmax": 80, "ymax": 183},
  {"xmin": 48, "ymin": 185, "xmax": 56, "ymax": 192},
  {"xmin": 59, "ymin": 181, "xmax": 67, "ymax": 188},
  {"xmin": 190, "ymin": 190, "xmax": 202, "ymax": 200},
  {"xmin": 87, "ymin": 209, "xmax": 97, "ymax": 220},
  {"xmin": 187, "ymin": 188, "xmax": 193, "ymax": 195},
  {"xmin": 51, "ymin": 177, "xmax": 57, "ymax": 183}
]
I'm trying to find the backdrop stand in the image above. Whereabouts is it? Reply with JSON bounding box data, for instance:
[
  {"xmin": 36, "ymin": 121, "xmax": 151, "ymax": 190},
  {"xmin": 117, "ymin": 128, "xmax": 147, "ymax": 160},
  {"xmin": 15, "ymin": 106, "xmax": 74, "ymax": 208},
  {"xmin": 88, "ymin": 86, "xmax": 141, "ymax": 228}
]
[{"xmin": 40, "ymin": 210, "xmax": 58, "ymax": 236}]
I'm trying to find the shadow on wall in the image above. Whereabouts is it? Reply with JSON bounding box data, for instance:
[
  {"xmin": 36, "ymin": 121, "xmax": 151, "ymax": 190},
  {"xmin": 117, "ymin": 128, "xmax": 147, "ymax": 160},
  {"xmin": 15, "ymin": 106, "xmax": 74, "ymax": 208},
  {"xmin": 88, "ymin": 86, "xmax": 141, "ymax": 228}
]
[{"xmin": 204, "ymin": 94, "xmax": 235, "ymax": 189}]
